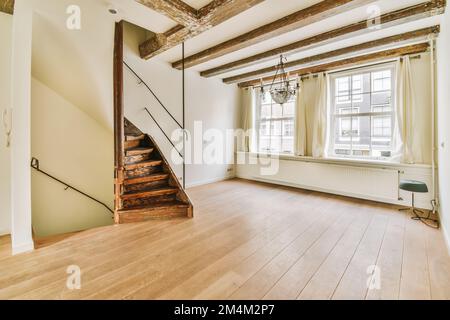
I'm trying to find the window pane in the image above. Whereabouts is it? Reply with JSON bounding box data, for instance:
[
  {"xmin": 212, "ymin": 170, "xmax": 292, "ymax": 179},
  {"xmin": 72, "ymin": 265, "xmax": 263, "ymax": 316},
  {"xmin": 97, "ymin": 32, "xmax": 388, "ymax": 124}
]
[
  {"xmin": 352, "ymin": 75, "xmax": 363, "ymax": 102},
  {"xmin": 372, "ymin": 104, "xmax": 392, "ymax": 113},
  {"xmin": 272, "ymin": 104, "xmax": 282, "ymax": 118},
  {"xmin": 336, "ymin": 76, "xmax": 350, "ymax": 104},
  {"xmin": 259, "ymin": 136, "xmax": 270, "ymax": 152},
  {"xmin": 372, "ymin": 69, "xmax": 392, "ymax": 92},
  {"xmin": 272, "ymin": 120, "xmax": 282, "ymax": 136},
  {"xmin": 259, "ymin": 121, "xmax": 270, "ymax": 136},
  {"xmin": 372, "ymin": 116, "xmax": 392, "ymax": 137},
  {"xmin": 282, "ymin": 137, "xmax": 294, "ymax": 154},
  {"xmin": 270, "ymin": 135, "xmax": 281, "ymax": 153},
  {"xmin": 372, "ymin": 91, "xmax": 391, "ymax": 105},
  {"xmin": 283, "ymin": 119, "xmax": 294, "ymax": 137},
  {"xmin": 283, "ymin": 103, "xmax": 295, "ymax": 117},
  {"xmin": 351, "ymin": 92, "xmax": 370, "ymax": 111},
  {"xmin": 261, "ymin": 104, "xmax": 271, "ymax": 119}
]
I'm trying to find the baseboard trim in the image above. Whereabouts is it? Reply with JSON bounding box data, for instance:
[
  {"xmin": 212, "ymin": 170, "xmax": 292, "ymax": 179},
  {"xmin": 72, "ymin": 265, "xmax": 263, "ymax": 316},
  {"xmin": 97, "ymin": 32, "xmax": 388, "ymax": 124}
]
[
  {"xmin": 0, "ymin": 228, "xmax": 11, "ymax": 236},
  {"xmin": 12, "ymin": 241, "xmax": 34, "ymax": 255},
  {"xmin": 187, "ymin": 175, "xmax": 235, "ymax": 189}
]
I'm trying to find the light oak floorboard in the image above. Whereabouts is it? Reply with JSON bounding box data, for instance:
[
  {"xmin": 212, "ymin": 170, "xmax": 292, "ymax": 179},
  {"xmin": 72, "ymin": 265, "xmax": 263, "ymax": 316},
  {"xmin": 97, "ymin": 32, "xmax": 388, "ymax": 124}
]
[{"xmin": 0, "ymin": 179, "xmax": 449, "ymax": 300}]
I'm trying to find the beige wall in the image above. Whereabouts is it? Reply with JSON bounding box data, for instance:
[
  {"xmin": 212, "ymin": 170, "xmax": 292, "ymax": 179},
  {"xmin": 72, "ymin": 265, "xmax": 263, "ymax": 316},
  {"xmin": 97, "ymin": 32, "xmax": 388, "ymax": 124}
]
[
  {"xmin": 437, "ymin": 4, "xmax": 450, "ymax": 251},
  {"xmin": 0, "ymin": 12, "xmax": 12, "ymax": 235},
  {"xmin": 31, "ymin": 78, "xmax": 113, "ymax": 237}
]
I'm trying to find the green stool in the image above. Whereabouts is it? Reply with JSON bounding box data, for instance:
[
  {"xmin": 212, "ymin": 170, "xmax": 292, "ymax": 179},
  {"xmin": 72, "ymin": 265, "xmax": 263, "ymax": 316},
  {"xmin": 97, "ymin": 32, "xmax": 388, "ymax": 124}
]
[{"xmin": 399, "ymin": 180, "xmax": 438, "ymax": 226}]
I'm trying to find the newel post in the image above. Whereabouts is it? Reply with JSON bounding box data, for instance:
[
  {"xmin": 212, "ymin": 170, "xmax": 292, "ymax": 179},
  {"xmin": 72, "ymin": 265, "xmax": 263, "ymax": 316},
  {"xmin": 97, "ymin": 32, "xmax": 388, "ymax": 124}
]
[{"xmin": 113, "ymin": 21, "xmax": 124, "ymax": 224}]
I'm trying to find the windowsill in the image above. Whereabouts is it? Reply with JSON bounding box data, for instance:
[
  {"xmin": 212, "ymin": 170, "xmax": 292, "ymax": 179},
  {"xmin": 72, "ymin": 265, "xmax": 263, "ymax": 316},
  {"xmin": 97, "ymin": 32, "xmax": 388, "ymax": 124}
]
[{"xmin": 237, "ymin": 151, "xmax": 433, "ymax": 170}]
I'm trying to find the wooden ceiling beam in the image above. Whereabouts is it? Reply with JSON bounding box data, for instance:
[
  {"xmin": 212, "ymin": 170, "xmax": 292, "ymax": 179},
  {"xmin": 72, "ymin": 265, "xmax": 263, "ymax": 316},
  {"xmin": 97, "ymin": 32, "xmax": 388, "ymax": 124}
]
[
  {"xmin": 238, "ymin": 43, "xmax": 430, "ymax": 88},
  {"xmin": 139, "ymin": 0, "xmax": 265, "ymax": 60},
  {"xmin": 136, "ymin": 0, "xmax": 199, "ymax": 28},
  {"xmin": 224, "ymin": 26, "xmax": 440, "ymax": 84},
  {"xmin": 202, "ymin": 0, "xmax": 447, "ymax": 78},
  {"xmin": 171, "ymin": 0, "xmax": 378, "ymax": 69},
  {"xmin": 0, "ymin": 0, "xmax": 14, "ymax": 14}
]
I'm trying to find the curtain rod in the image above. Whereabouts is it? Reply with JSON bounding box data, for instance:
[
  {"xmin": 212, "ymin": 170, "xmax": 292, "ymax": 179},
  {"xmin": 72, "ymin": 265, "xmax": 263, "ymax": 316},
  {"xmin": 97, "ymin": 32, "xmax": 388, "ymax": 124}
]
[
  {"xmin": 327, "ymin": 53, "xmax": 423, "ymax": 76},
  {"xmin": 246, "ymin": 52, "xmax": 426, "ymax": 89}
]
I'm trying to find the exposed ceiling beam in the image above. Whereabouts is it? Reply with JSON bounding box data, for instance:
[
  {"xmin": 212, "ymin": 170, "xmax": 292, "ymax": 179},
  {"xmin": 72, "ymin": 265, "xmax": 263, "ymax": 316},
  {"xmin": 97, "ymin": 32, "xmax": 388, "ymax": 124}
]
[
  {"xmin": 136, "ymin": 0, "xmax": 199, "ymax": 28},
  {"xmin": 171, "ymin": 0, "xmax": 378, "ymax": 70},
  {"xmin": 0, "ymin": 0, "xmax": 14, "ymax": 14},
  {"xmin": 238, "ymin": 42, "xmax": 430, "ymax": 88},
  {"xmin": 203, "ymin": 0, "xmax": 447, "ymax": 78},
  {"xmin": 224, "ymin": 26, "xmax": 440, "ymax": 84},
  {"xmin": 138, "ymin": 0, "xmax": 265, "ymax": 60}
]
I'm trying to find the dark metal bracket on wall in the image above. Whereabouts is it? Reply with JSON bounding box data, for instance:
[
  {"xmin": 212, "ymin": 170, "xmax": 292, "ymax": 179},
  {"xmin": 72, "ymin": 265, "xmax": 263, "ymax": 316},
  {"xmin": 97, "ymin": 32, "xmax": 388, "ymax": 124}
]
[{"xmin": 30, "ymin": 157, "xmax": 114, "ymax": 216}]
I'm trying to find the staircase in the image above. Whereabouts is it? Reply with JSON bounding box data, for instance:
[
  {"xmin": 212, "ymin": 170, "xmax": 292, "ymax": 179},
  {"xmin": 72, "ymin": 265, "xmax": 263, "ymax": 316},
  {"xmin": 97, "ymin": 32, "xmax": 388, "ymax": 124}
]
[{"xmin": 116, "ymin": 119, "xmax": 193, "ymax": 223}]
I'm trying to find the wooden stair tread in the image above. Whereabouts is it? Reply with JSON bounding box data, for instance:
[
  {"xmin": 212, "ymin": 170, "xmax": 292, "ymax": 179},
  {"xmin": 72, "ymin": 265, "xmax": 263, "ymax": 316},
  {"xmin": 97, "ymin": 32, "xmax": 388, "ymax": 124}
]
[
  {"xmin": 126, "ymin": 147, "xmax": 154, "ymax": 156},
  {"xmin": 125, "ymin": 134, "xmax": 145, "ymax": 141},
  {"xmin": 118, "ymin": 201, "xmax": 189, "ymax": 214},
  {"xmin": 121, "ymin": 187, "xmax": 178, "ymax": 199},
  {"xmin": 119, "ymin": 121, "xmax": 194, "ymax": 223},
  {"xmin": 124, "ymin": 140, "xmax": 141, "ymax": 149},
  {"xmin": 124, "ymin": 173, "xmax": 170, "ymax": 186},
  {"xmin": 124, "ymin": 159, "xmax": 163, "ymax": 170}
]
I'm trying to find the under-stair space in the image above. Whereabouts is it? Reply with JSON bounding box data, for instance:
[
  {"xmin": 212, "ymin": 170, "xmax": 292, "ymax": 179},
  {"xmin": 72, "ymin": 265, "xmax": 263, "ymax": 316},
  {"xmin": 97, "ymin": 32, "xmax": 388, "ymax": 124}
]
[{"xmin": 116, "ymin": 120, "xmax": 193, "ymax": 223}]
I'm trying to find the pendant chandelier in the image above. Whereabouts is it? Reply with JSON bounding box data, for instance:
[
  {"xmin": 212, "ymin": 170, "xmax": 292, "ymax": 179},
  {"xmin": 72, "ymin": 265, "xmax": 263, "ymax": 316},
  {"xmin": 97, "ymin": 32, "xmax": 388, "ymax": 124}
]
[{"xmin": 268, "ymin": 55, "xmax": 296, "ymax": 105}]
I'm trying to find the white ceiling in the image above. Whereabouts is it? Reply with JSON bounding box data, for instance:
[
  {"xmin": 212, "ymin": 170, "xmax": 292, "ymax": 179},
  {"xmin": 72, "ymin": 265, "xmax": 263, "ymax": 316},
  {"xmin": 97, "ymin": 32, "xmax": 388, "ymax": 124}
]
[
  {"xmin": 30, "ymin": 0, "xmax": 445, "ymax": 129},
  {"xmin": 116, "ymin": 0, "xmax": 442, "ymax": 78}
]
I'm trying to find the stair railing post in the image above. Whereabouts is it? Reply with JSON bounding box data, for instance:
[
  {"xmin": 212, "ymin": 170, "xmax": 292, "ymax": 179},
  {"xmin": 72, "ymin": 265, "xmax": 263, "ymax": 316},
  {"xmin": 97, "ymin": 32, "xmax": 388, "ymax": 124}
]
[{"xmin": 114, "ymin": 21, "xmax": 125, "ymax": 224}]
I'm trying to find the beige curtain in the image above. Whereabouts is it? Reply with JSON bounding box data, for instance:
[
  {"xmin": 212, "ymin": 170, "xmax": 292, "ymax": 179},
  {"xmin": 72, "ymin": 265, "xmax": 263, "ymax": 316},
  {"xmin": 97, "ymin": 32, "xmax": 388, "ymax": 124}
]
[
  {"xmin": 312, "ymin": 74, "xmax": 328, "ymax": 158},
  {"xmin": 295, "ymin": 77, "xmax": 307, "ymax": 156},
  {"xmin": 241, "ymin": 87, "xmax": 255, "ymax": 152},
  {"xmin": 394, "ymin": 54, "xmax": 432, "ymax": 164},
  {"xmin": 296, "ymin": 74, "xmax": 328, "ymax": 157}
]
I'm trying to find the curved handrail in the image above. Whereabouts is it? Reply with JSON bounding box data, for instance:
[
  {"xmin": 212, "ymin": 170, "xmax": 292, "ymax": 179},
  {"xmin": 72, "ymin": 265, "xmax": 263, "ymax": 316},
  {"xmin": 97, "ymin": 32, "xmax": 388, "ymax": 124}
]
[{"xmin": 31, "ymin": 158, "xmax": 114, "ymax": 216}]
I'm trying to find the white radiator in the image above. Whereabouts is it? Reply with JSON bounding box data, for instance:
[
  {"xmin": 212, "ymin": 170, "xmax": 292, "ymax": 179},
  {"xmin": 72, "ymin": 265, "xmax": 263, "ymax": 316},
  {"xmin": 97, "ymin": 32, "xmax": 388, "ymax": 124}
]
[
  {"xmin": 236, "ymin": 156, "xmax": 433, "ymax": 209},
  {"xmin": 263, "ymin": 161, "xmax": 399, "ymax": 202}
]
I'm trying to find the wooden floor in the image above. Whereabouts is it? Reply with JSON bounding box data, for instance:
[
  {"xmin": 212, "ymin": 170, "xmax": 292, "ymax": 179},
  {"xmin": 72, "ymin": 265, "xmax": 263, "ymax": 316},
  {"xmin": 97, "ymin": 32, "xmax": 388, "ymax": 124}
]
[{"xmin": 1, "ymin": 179, "xmax": 450, "ymax": 300}]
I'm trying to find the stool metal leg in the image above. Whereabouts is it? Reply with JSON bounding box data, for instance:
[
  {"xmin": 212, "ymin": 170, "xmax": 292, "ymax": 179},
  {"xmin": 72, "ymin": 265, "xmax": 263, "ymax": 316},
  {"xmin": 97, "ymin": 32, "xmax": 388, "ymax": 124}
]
[
  {"xmin": 411, "ymin": 194, "xmax": 424, "ymax": 221},
  {"xmin": 407, "ymin": 193, "xmax": 440, "ymax": 229},
  {"xmin": 399, "ymin": 192, "xmax": 414, "ymax": 212}
]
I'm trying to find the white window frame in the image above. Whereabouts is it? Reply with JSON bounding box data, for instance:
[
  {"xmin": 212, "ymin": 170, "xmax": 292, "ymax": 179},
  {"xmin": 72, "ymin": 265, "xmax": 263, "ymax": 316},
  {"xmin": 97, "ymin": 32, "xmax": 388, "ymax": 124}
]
[
  {"xmin": 329, "ymin": 62, "xmax": 396, "ymax": 160},
  {"xmin": 256, "ymin": 88, "xmax": 296, "ymax": 155}
]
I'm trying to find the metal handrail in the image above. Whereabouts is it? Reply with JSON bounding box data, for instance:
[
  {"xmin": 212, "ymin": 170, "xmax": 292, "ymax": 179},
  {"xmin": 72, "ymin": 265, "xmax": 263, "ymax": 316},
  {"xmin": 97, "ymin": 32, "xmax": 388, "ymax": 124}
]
[
  {"xmin": 31, "ymin": 158, "xmax": 114, "ymax": 215},
  {"xmin": 144, "ymin": 107, "xmax": 183, "ymax": 159},
  {"xmin": 123, "ymin": 61, "xmax": 182, "ymax": 129}
]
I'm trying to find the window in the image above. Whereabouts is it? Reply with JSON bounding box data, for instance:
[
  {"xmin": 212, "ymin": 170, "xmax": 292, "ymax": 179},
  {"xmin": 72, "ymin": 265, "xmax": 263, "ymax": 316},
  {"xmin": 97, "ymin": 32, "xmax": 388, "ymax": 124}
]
[
  {"xmin": 329, "ymin": 63, "xmax": 396, "ymax": 159},
  {"xmin": 257, "ymin": 89, "xmax": 295, "ymax": 154}
]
